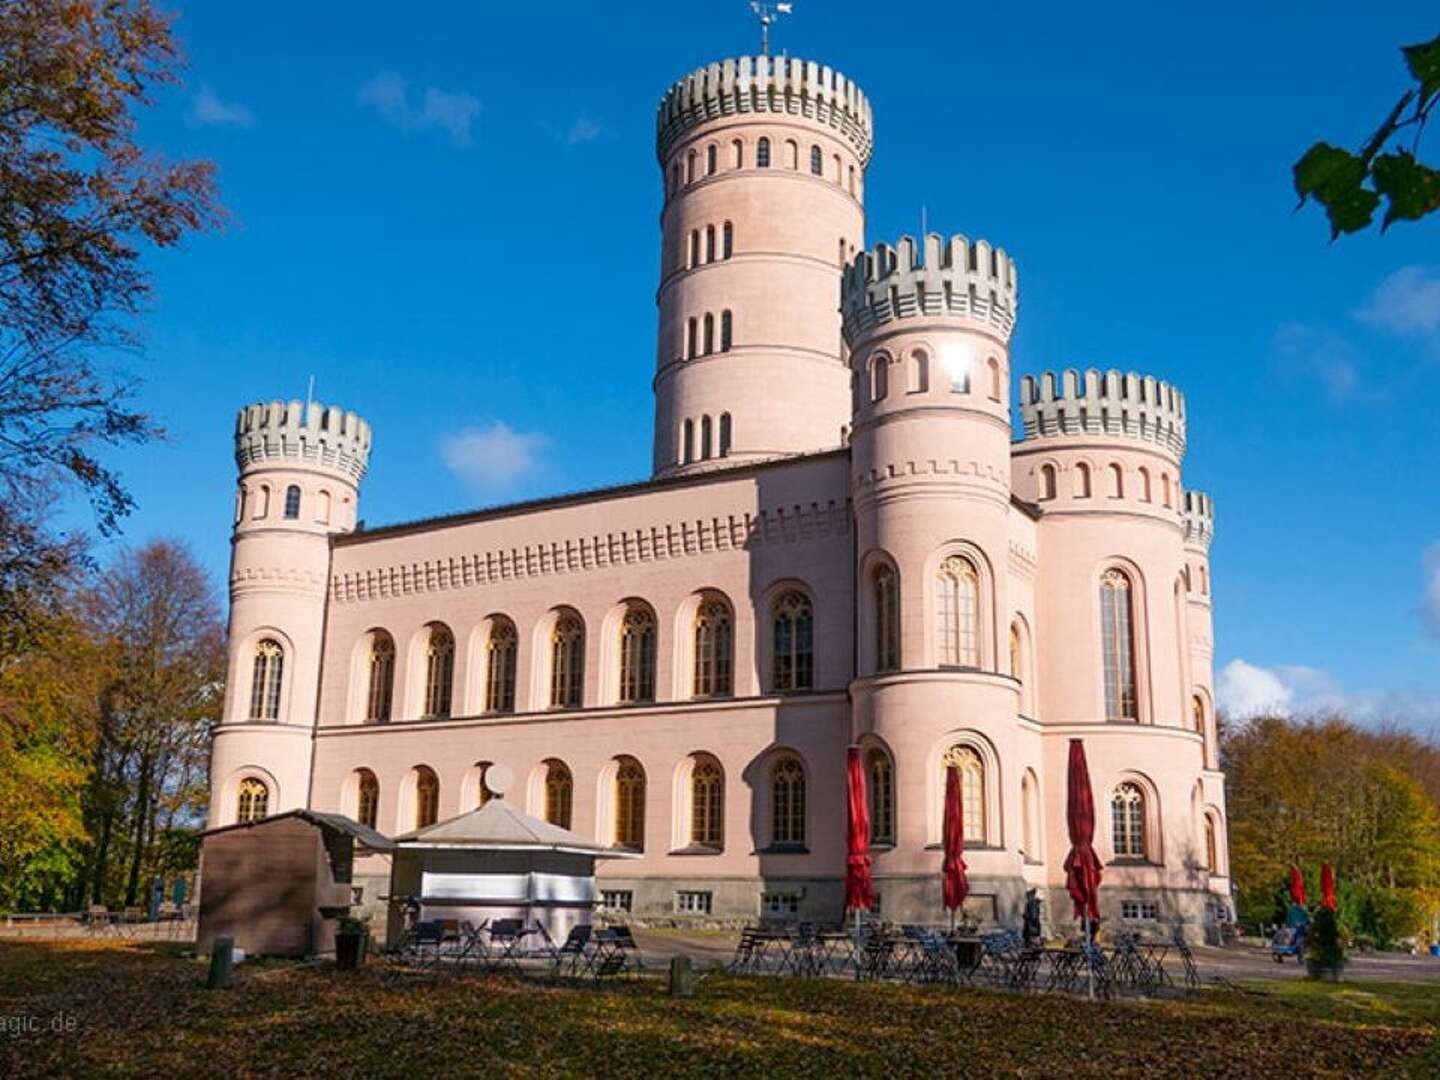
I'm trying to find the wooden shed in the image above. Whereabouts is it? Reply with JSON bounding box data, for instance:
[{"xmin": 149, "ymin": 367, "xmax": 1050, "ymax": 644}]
[{"xmin": 198, "ymin": 810, "xmax": 394, "ymax": 958}]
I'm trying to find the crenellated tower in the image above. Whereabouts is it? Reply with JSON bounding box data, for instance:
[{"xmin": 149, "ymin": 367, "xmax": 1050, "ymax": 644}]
[
  {"xmin": 207, "ymin": 399, "xmax": 371, "ymax": 828},
  {"xmin": 652, "ymin": 56, "xmax": 872, "ymax": 476}
]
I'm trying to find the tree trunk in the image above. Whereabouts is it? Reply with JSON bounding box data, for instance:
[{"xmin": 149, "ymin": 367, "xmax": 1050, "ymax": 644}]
[
  {"xmin": 91, "ymin": 811, "xmax": 114, "ymax": 905},
  {"xmin": 124, "ymin": 756, "xmax": 153, "ymax": 907}
]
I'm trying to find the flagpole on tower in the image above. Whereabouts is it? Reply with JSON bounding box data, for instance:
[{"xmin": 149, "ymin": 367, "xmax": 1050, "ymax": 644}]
[{"xmin": 750, "ymin": 2, "xmax": 794, "ymax": 57}]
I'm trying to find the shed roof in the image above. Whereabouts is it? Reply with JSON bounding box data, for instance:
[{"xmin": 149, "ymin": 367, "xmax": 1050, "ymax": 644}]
[
  {"xmin": 392, "ymin": 798, "xmax": 638, "ymax": 858},
  {"xmin": 200, "ymin": 809, "xmax": 396, "ymax": 851}
]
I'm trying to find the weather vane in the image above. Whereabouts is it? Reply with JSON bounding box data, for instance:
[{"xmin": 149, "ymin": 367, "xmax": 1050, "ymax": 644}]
[{"xmin": 750, "ymin": 2, "xmax": 793, "ymax": 57}]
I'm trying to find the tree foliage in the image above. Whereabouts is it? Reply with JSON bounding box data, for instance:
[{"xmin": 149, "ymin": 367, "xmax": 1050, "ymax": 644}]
[{"xmin": 1293, "ymin": 33, "xmax": 1440, "ymax": 238}]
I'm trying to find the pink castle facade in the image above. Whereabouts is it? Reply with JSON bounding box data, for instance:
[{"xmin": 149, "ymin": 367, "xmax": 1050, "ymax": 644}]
[{"xmin": 209, "ymin": 54, "xmax": 1230, "ymax": 936}]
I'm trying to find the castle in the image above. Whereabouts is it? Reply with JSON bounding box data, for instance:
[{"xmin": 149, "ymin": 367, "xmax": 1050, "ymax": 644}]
[{"xmin": 208, "ymin": 53, "xmax": 1230, "ymax": 934}]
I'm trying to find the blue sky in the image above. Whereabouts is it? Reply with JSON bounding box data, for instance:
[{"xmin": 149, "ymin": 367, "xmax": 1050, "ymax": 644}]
[{"xmin": 78, "ymin": 2, "xmax": 1440, "ymax": 729}]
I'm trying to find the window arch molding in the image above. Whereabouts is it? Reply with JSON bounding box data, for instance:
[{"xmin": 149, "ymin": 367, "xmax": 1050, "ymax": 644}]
[
  {"xmin": 233, "ymin": 626, "xmax": 295, "ymax": 724},
  {"xmin": 1193, "ymin": 686, "xmax": 1216, "ymax": 767},
  {"xmin": 1094, "ymin": 557, "xmax": 1152, "ymax": 724},
  {"xmin": 1108, "ymin": 770, "xmax": 1163, "ymax": 864},
  {"xmin": 223, "ymin": 765, "xmax": 278, "ymax": 826},
  {"xmin": 596, "ymin": 755, "xmax": 647, "ymax": 851},
  {"xmin": 396, "ymin": 764, "xmax": 442, "ymax": 832},
  {"xmin": 925, "ymin": 730, "xmax": 1003, "ymax": 848},
  {"xmin": 528, "ymin": 758, "xmax": 574, "ymax": 829},
  {"xmin": 672, "ymin": 751, "xmax": 726, "ymax": 851},
  {"xmin": 601, "ymin": 598, "xmax": 659, "ymax": 705},
  {"xmin": 342, "ymin": 767, "xmax": 381, "ymax": 829},
  {"xmin": 670, "ymin": 588, "xmax": 737, "ymax": 700},
  {"xmin": 1009, "ymin": 612, "xmax": 1035, "ymax": 717},
  {"xmin": 1202, "ymin": 804, "xmax": 1226, "ymax": 876},
  {"xmin": 405, "ymin": 621, "xmax": 456, "ymax": 721},
  {"xmin": 465, "ymin": 614, "xmax": 519, "ymax": 716},
  {"xmin": 923, "ymin": 541, "xmax": 997, "ymax": 671},
  {"xmin": 760, "ymin": 747, "xmax": 809, "ymax": 849},
  {"xmin": 530, "ymin": 607, "xmax": 587, "ymax": 710},
  {"xmin": 859, "ymin": 550, "xmax": 901, "ymax": 676},
  {"xmin": 759, "ymin": 578, "xmax": 818, "ymax": 693},
  {"xmin": 867, "ymin": 350, "xmax": 892, "ymax": 404},
  {"xmin": 1034, "ymin": 457, "xmax": 1063, "ymax": 502},
  {"xmin": 347, "ymin": 627, "xmax": 397, "ymax": 725},
  {"xmin": 857, "ymin": 735, "xmax": 897, "ymax": 848},
  {"xmin": 1019, "ymin": 767, "xmax": 1043, "ymax": 862}
]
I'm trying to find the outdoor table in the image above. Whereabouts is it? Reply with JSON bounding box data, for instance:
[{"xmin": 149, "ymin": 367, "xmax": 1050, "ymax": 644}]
[{"xmin": 487, "ymin": 922, "xmax": 534, "ymax": 971}]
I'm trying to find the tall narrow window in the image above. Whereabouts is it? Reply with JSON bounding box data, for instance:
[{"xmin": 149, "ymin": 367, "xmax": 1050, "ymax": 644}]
[
  {"xmin": 785, "ymin": 140, "xmax": 798, "ymax": 169},
  {"xmin": 485, "ymin": 620, "xmax": 517, "ymax": 713},
  {"xmin": 688, "ymin": 230, "xmax": 700, "ymax": 268},
  {"xmin": 254, "ymin": 484, "xmax": 270, "ymax": 519},
  {"xmin": 705, "ymin": 143, "xmax": 717, "ymax": 175},
  {"xmin": 236, "ymin": 777, "xmax": 269, "ymax": 823},
  {"xmin": 942, "ymin": 745, "xmax": 986, "ymax": 843},
  {"xmin": 987, "ymin": 358, "xmax": 1002, "ymax": 401},
  {"xmin": 356, "ymin": 769, "xmax": 379, "ymax": 829},
  {"xmin": 544, "ymin": 759, "xmax": 572, "ymax": 828},
  {"xmin": 316, "ymin": 489, "xmax": 332, "ymax": 525},
  {"xmin": 911, "ymin": 350, "xmax": 929, "ymax": 393},
  {"xmin": 615, "ymin": 758, "xmax": 645, "ymax": 850},
  {"xmin": 1040, "ymin": 464, "xmax": 1057, "ymax": 500},
  {"xmin": 703, "ymin": 312, "xmax": 715, "ymax": 354},
  {"xmin": 701, "ymin": 415, "xmax": 713, "ymax": 459},
  {"xmin": 414, "ymin": 766, "xmax": 439, "ymax": 828},
  {"xmin": 771, "ymin": 756, "xmax": 806, "ymax": 846},
  {"xmin": 937, "ymin": 556, "xmax": 980, "ymax": 668},
  {"xmin": 686, "ymin": 149, "xmax": 696, "ymax": 183},
  {"xmin": 551, "ymin": 613, "xmax": 585, "ymax": 708},
  {"xmin": 691, "ymin": 758, "xmax": 723, "ymax": 846},
  {"xmin": 366, "ymin": 632, "xmax": 395, "ymax": 724},
  {"xmin": 249, "ymin": 638, "xmax": 284, "ymax": 720},
  {"xmin": 872, "ymin": 354, "xmax": 889, "ymax": 401},
  {"xmin": 1162, "ymin": 474, "xmax": 1173, "ymax": 507},
  {"xmin": 1192, "ymin": 695, "xmax": 1205, "ymax": 735},
  {"xmin": 873, "ymin": 564, "xmax": 900, "ymax": 673},
  {"xmin": 771, "ymin": 591, "xmax": 814, "ymax": 692},
  {"xmin": 722, "ymin": 221, "xmax": 733, "ymax": 258},
  {"xmin": 757, "ymin": 137, "xmax": 770, "ymax": 167},
  {"xmin": 1204, "ymin": 815, "xmax": 1217, "ymax": 871},
  {"xmin": 867, "ymin": 748, "xmax": 895, "ymax": 845},
  {"xmin": 422, "ymin": 625, "xmax": 454, "ymax": 719},
  {"xmin": 718, "ymin": 413, "xmax": 732, "ymax": 456},
  {"xmin": 693, "ymin": 597, "xmax": 734, "ymax": 697},
  {"xmin": 705, "ymin": 224, "xmax": 715, "ymax": 262},
  {"xmin": 1075, "ymin": 462, "xmax": 1092, "ymax": 498},
  {"xmin": 1109, "ymin": 463, "xmax": 1124, "ymax": 498},
  {"xmin": 1100, "ymin": 569, "xmax": 1139, "ymax": 722},
  {"xmin": 810, "ymin": 144, "xmax": 823, "ymax": 175},
  {"xmin": 720, "ymin": 310, "xmax": 733, "ymax": 351},
  {"xmin": 1111, "ymin": 782, "xmax": 1146, "ymax": 858},
  {"xmin": 1009, "ymin": 622, "xmax": 1022, "ymax": 681},
  {"xmin": 1020, "ymin": 770, "xmax": 1040, "ymax": 857},
  {"xmin": 618, "ymin": 605, "xmax": 656, "ymax": 703},
  {"xmin": 1139, "ymin": 467, "xmax": 1153, "ymax": 502},
  {"xmin": 686, "ymin": 316, "xmax": 698, "ymax": 358},
  {"xmin": 731, "ymin": 139, "xmax": 743, "ymax": 167},
  {"xmin": 682, "ymin": 419, "xmax": 695, "ymax": 463},
  {"xmin": 283, "ymin": 484, "xmax": 301, "ymax": 519}
]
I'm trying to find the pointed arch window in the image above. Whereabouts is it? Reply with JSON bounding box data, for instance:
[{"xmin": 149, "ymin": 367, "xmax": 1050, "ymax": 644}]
[
  {"xmin": 249, "ymin": 638, "xmax": 284, "ymax": 721},
  {"xmin": 356, "ymin": 769, "xmax": 379, "ymax": 829},
  {"xmin": 867, "ymin": 747, "xmax": 895, "ymax": 845},
  {"xmin": 691, "ymin": 757, "xmax": 724, "ymax": 847},
  {"xmin": 236, "ymin": 777, "xmax": 269, "ymax": 824},
  {"xmin": 422, "ymin": 625, "xmax": 455, "ymax": 719},
  {"xmin": 551, "ymin": 613, "xmax": 585, "ymax": 708},
  {"xmin": 615, "ymin": 758, "xmax": 645, "ymax": 850},
  {"xmin": 544, "ymin": 759, "xmax": 573, "ymax": 828},
  {"xmin": 771, "ymin": 590, "xmax": 814, "ymax": 692},
  {"xmin": 873, "ymin": 563, "xmax": 899, "ymax": 673},
  {"xmin": 937, "ymin": 556, "xmax": 980, "ymax": 668},
  {"xmin": 283, "ymin": 484, "xmax": 301, "ymax": 519},
  {"xmin": 485, "ymin": 620, "xmax": 517, "ymax": 713},
  {"xmin": 756, "ymin": 137, "xmax": 770, "ymax": 167},
  {"xmin": 770, "ymin": 755, "xmax": 806, "ymax": 846},
  {"xmin": 1100, "ymin": 569, "xmax": 1139, "ymax": 722},
  {"xmin": 415, "ymin": 767, "xmax": 439, "ymax": 829},
  {"xmin": 1111, "ymin": 782, "xmax": 1146, "ymax": 858},
  {"xmin": 365, "ymin": 632, "xmax": 396, "ymax": 724},
  {"xmin": 693, "ymin": 597, "xmax": 733, "ymax": 697},
  {"xmin": 942, "ymin": 745, "xmax": 986, "ymax": 843},
  {"xmin": 618, "ymin": 605, "xmax": 656, "ymax": 704}
]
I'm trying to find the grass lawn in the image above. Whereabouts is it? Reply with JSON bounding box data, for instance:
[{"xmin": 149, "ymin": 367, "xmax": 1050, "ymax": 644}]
[{"xmin": 1, "ymin": 940, "xmax": 1437, "ymax": 1077}]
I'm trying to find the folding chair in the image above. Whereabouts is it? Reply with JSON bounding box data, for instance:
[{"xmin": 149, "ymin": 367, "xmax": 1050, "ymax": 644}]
[{"xmin": 549, "ymin": 924, "xmax": 592, "ymax": 979}]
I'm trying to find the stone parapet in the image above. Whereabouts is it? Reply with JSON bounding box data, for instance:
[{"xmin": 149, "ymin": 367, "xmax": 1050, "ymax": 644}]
[
  {"xmin": 1018, "ymin": 368, "xmax": 1186, "ymax": 457},
  {"xmin": 1184, "ymin": 489, "xmax": 1214, "ymax": 548},
  {"xmin": 235, "ymin": 400, "xmax": 371, "ymax": 482}
]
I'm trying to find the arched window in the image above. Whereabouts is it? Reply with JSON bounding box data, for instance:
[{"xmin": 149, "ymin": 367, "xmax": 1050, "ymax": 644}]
[
  {"xmin": 705, "ymin": 224, "xmax": 715, "ymax": 262},
  {"xmin": 701, "ymin": 415, "xmax": 713, "ymax": 460},
  {"xmin": 682, "ymin": 418, "xmax": 695, "ymax": 463},
  {"xmin": 365, "ymin": 632, "xmax": 396, "ymax": 724},
  {"xmin": 871, "ymin": 353, "xmax": 888, "ymax": 401},
  {"xmin": 911, "ymin": 350, "xmax": 929, "ymax": 393},
  {"xmin": 867, "ymin": 747, "xmax": 895, "ymax": 845},
  {"xmin": 873, "ymin": 563, "xmax": 899, "ymax": 673},
  {"xmin": 422, "ymin": 624, "xmax": 454, "ymax": 719},
  {"xmin": 551, "ymin": 613, "xmax": 585, "ymax": 708},
  {"xmin": 1108, "ymin": 463, "xmax": 1124, "ymax": 498},
  {"xmin": 1111, "ymin": 782, "xmax": 1146, "ymax": 858},
  {"xmin": 249, "ymin": 638, "xmax": 284, "ymax": 721},
  {"xmin": 415, "ymin": 766, "xmax": 439, "ymax": 829},
  {"xmin": 615, "ymin": 757, "xmax": 645, "ymax": 850},
  {"xmin": 283, "ymin": 484, "xmax": 301, "ymax": 519},
  {"xmin": 544, "ymin": 759, "xmax": 572, "ymax": 828},
  {"xmin": 756, "ymin": 136, "xmax": 770, "ymax": 167},
  {"xmin": 686, "ymin": 316, "xmax": 697, "ymax": 358},
  {"xmin": 770, "ymin": 755, "xmax": 806, "ymax": 846},
  {"xmin": 1204, "ymin": 814, "xmax": 1218, "ymax": 871},
  {"xmin": 771, "ymin": 590, "xmax": 814, "ymax": 692},
  {"xmin": 356, "ymin": 769, "xmax": 379, "ymax": 829},
  {"xmin": 316, "ymin": 489, "xmax": 332, "ymax": 525},
  {"xmin": 705, "ymin": 143, "xmax": 717, "ymax": 175},
  {"xmin": 703, "ymin": 312, "xmax": 715, "ymax": 354},
  {"xmin": 1162, "ymin": 473, "xmax": 1173, "ymax": 507},
  {"xmin": 720, "ymin": 310, "xmax": 733, "ymax": 351},
  {"xmin": 693, "ymin": 597, "xmax": 733, "ymax": 697},
  {"xmin": 1075, "ymin": 462, "xmax": 1092, "ymax": 498},
  {"xmin": 1009, "ymin": 622, "xmax": 1022, "ymax": 681},
  {"xmin": 722, "ymin": 221, "xmax": 733, "ymax": 258},
  {"xmin": 686, "ymin": 149, "xmax": 696, "ymax": 183},
  {"xmin": 618, "ymin": 604, "xmax": 656, "ymax": 704},
  {"xmin": 1139, "ymin": 467, "xmax": 1153, "ymax": 502},
  {"xmin": 785, "ymin": 139, "xmax": 798, "ymax": 169},
  {"xmin": 731, "ymin": 139, "xmax": 743, "ymax": 168},
  {"xmin": 1020, "ymin": 770, "xmax": 1039, "ymax": 858},
  {"xmin": 1192, "ymin": 695, "xmax": 1205, "ymax": 735},
  {"xmin": 1040, "ymin": 464, "xmax": 1057, "ymax": 500},
  {"xmin": 942, "ymin": 745, "xmax": 986, "ymax": 843},
  {"xmin": 936, "ymin": 556, "xmax": 980, "ymax": 668},
  {"xmin": 848, "ymin": 164, "xmax": 856, "ymax": 194},
  {"xmin": 236, "ymin": 777, "xmax": 268, "ymax": 823},
  {"xmin": 718, "ymin": 412, "xmax": 732, "ymax": 456},
  {"xmin": 987, "ymin": 358, "xmax": 1001, "ymax": 401},
  {"xmin": 485, "ymin": 620, "xmax": 517, "ymax": 713},
  {"xmin": 810, "ymin": 144, "xmax": 823, "ymax": 175},
  {"xmin": 688, "ymin": 229, "xmax": 700, "ymax": 268},
  {"xmin": 254, "ymin": 484, "xmax": 270, "ymax": 518},
  {"xmin": 691, "ymin": 757, "xmax": 723, "ymax": 847},
  {"xmin": 1099, "ymin": 569, "xmax": 1139, "ymax": 722}
]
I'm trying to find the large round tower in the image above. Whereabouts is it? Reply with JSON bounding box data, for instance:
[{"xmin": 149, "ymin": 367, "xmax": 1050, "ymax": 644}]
[
  {"xmin": 207, "ymin": 399, "xmax": 371, "ymax": 828},
  {"xmin": 652, "ymin": 56, "xmax": 872, "ymax": 476}
]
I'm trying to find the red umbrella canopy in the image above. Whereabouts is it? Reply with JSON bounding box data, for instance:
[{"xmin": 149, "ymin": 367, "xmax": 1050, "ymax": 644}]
[
  {"xmin": 1289, "ymin": 865, "xmax": 1308, "ymax": 906},
  {"xmin": 1320, "ymin": 864, "xmax": 1337, "ymax": 911},
  {"xmin": 844, "ymin": 746, "xmax": 876, "ymax": 912},
  {"xmin": 942, "ymin": 763, "xmax": 969, "ymax": 913},
  {"xmin": 1062, "ymin": 739, "xmax": 1103, "ymax": 922}
]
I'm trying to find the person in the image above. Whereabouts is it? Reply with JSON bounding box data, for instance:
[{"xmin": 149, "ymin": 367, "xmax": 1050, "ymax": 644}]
[{"xmin": 1022, "ymin": 889, "xmax": 1043, "ymax": 945}]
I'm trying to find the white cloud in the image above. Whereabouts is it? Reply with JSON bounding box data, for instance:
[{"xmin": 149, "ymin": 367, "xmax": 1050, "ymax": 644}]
[
  {"xmin": 1216, "ymin": 659, "xmax": 1294, "ymax": 718},
  {"xmin": 358, "ymin": 73, "xmax": 481, "ymax": 147},
  {"xmin": 1424, "ymin": 542, "xmax": 1440, "ymax": 639},
  {"xmin": 563, "ymin": 116, "xmax": 604, "ymax": 145},
  {"xmin": 1355, "ymin": 266, "xmax": 1440, "ymax": 336},
  {"xmin": 1272, "ymin": 322, "xmax": 1361, "ymax": 399},
  {"xmin": 188, "ymin": 86, "xmax": 254, "ymax": 128},
  {"xmin": 1217, "ymin": 657, "xmax": 1440, "ymax": 731},
  {"xmin": 440, "ymin": 422, "xmax": 545, "ymax": 489}
]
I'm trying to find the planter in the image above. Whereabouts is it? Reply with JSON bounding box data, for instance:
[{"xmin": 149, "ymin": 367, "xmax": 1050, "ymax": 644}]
[{"xmin": 335, "ymin": 931, "xmax": 367, "ymax": 970}]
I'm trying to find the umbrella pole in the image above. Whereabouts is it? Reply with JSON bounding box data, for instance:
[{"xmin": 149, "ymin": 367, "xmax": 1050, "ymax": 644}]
[{"xmin": 1085, "ymin": 915, "xmax": 1095, "ymax": 1001}]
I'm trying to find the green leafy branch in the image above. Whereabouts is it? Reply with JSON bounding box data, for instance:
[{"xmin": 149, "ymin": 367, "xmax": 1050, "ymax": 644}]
[{"xmin": 1293, "ymin": 33, "xmax": 1440, "ymax": 238}]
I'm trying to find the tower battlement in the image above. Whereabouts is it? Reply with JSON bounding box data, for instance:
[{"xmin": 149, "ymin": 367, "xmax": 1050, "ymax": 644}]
[
  {"xmin": 1017, "ymin": 368, "xmax": 1186, "ymax": 456},
  {"xmin": 234, "ymin": 400, "xmax": 372, "ymax": 482},
  {"xmin": 1184, "ymin": 490, "xmax": 1214, "ymax": 547},
  {"xmin": 656, "ymin": 55, "xmax": 873, "ymax": 165},
  {"xmin": 841, "ymin": 233, "xmax": 1019, "ymax": 344}
]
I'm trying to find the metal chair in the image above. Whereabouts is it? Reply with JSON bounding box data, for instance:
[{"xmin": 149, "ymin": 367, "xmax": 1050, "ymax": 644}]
[{"xmin": 549, "ymin": 924, "xmax": 593, "ymax": 979}]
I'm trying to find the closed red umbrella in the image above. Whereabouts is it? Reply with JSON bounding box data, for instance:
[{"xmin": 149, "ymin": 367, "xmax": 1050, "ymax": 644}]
[
  {"xmin": 1320, "ymin": 863, "xmax": 1336, "ymax": 911},
  {"xmin": 1289, "ymin": 865, "xmax": 1307, "ymax": 906},
  {"xmin": 845, "ymin": 746, "xmax": 875, "ymax": 913},
  {"xmin": 1062, "ymin": 739, "xmax": 1103, "ymax": 924},
  {"xmin": 942, "ymin": 763, "xmax": 969, "ymax": 925}
]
